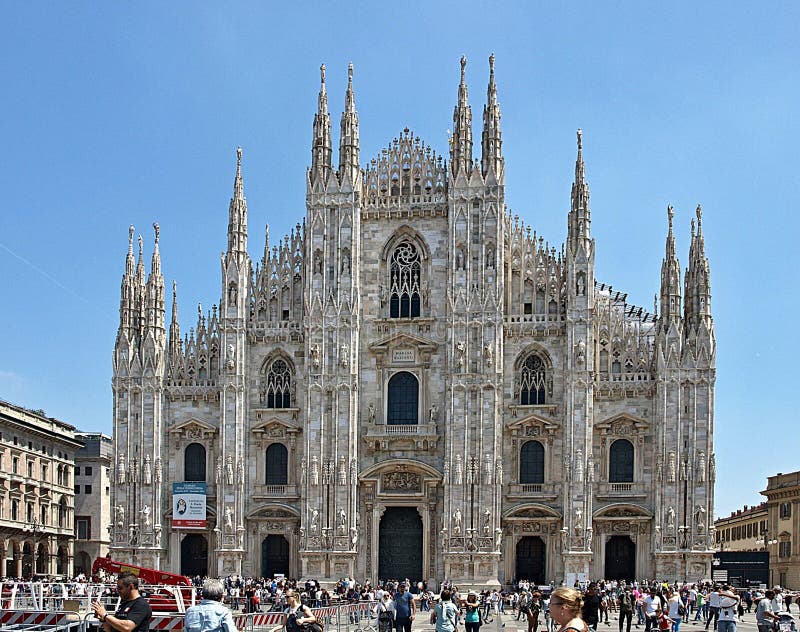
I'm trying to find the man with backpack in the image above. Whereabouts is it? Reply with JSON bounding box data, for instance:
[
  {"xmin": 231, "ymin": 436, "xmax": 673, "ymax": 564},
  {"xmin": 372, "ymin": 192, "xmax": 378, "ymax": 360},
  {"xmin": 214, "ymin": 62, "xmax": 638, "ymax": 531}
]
[{"xmin": 619, "ymin": 587, "xmax": 634, "ymax": 632}]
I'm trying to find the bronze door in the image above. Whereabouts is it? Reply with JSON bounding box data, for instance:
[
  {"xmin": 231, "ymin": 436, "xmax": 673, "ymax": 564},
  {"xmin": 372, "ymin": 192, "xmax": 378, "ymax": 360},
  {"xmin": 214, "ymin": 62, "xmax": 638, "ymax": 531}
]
[
  {"xmin": 515, "ymin": 536, "xmax": 546, "ymax": 584},
  {"xmin": 604, "ymin": 535, "xmax": 636, "ymax": 581},
  {"xmin": 180, "ymin": 533, "xmax": 209, "ymax": 576},
  {"xmin": 261, "ymin": 535, "xmax": 290, "ymax": 578},
  {"xmin": 379, "ymin": 507, "xmax": 423, "ymax": 582}
]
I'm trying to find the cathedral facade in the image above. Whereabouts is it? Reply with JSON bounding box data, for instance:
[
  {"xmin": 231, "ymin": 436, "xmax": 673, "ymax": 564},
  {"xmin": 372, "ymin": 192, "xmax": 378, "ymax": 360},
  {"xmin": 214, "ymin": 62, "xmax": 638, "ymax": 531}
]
[{"xmin": 110, "ymin": 57, "xmax": 716, "ymax": 586}]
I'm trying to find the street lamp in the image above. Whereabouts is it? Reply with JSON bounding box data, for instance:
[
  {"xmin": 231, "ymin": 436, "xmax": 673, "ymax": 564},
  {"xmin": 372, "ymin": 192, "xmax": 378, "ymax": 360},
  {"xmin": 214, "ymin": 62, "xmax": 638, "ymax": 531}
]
[{"xmin": 22, "ymin": 518, "xmax": 42, "ymax": 577}]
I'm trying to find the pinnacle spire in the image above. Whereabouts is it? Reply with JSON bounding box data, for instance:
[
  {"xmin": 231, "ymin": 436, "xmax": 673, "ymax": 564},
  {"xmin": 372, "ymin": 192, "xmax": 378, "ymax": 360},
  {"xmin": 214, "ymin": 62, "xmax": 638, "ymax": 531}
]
[
  {"xmin": 311, "ymin": 63, "xmax": 332, "ymax": 184},
  {"xmin": 481, "ymin": 53, "xmax": 503, "ymax": 179},
  {"xmin": 136, "ymin": 233, "xmax": 145, "ymax": 285},
  {"xmin": 150, "ymin": 222, "xmax": 161, "ymax": 277},
  {"xmin": 338, "ymin": 62, "xmax": 360, "ymax": 185},
  {"xmin": 227, "ymin": 146, "xmax": 248, "ymax": 258},
  {"xmin": 684, "ymin": 204, "xmax": 712, "ymax": 329},
  {"xmin": 660, "ymin": 205, "xmax": 682, "ymax": 328},
  {"xmin": 451, "ymin": 55, "xmax": 473, "ymax": 176},
  {"xmin": 126, "ymin": 224, "xmax": 135, "ymax": 275},
  {"xmin": 568, "ymin": 129, "xmax": 591, "ymax": 255},
  {"xmin": 169, "ymin": 280, "xmax": 181, "ymax": 359},
  {"xmin": 118, "ymin": 225, "xmax": 138, "ymax": 339}
]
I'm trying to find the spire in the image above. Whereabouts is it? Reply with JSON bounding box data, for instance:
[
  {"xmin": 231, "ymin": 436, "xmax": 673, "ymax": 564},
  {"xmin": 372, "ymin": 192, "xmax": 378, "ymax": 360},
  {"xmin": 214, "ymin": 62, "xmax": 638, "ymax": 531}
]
[
  {"xmin": 136, "ymin": 233, "xmax": 145, "ymax": 286},
  {"xmin": 450, "ymin": 55, "xmax": 473, "ymax": 176},
  {"xmin": 684, "ymin": 204, "xmax": 712, "ymax": 328},
  {"xmin": 146, "ymin": 222, "xmax": 165, "ymax": 333},
  {"xmin": 660, "ymin": 205, "xmax": 682, "ymax": 328},
  {"xmin": 338, "ymin": 62, "xmax": 360, "ymax": 185},
  {"xmin": 567, "ymin": 129, "xmax": 591, "ymax": 255},
  {"xmin": 169, "ymin": 280, "xmax": 181, "ymax": 359},
  {"xmin": 311, "ymin": 63, "xmax": 332, "ymax": 185},
  {"xmin": 118, "ymin": 225, "xmax": 137, "ymax": 339},
  {"xmin": 227, "ymin": 146, "xmax": 248, "ymax": 258},
  {"xmin": 481, "ymin": 53, "xmax": 503, "ymax": 178},
  {"xmin": 150, "ymin": 222, "xmax": 161, "ymax": 278}
]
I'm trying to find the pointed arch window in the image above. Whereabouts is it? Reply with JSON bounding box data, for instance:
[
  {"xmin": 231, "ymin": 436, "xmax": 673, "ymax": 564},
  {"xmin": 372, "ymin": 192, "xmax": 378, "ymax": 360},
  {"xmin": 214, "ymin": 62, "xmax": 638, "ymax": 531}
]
[
  {"xmin": 389, "ymin": 242, "xmax": 421, "ymax": 318},
  {"xmin": 386, "ymin": 371, "xmax": 419, "ymax": 425},
  {"xmin": 609, "ymin": 439, "xmax": 634, "ymax": 483},
  {"xmin": 519, "ymin": 353, "xmax": 547, "ymax": 405},
  {"xmin": 184, "ymin": 442, "xmax": 206, "ymax": 482},
  {"xmin": 520, "ymin": 440, "xmax": 545, "ymax": 484},
  {"xmin": 265, "ymin": 443, "xmax": 288, "ymax": 485},
  {"xmin": 265, "ymin": 359, "xmax": 292, "ymax": 408}
]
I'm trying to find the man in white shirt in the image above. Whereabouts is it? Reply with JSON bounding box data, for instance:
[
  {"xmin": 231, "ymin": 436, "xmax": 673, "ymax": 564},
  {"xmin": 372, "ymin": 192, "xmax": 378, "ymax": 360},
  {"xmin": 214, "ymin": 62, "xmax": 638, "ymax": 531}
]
[
  {"xmin": 771, "ymin": 589, "xmax": 784, "ymax": 614},
  {"xmin": 643, "ymin": 588, "xmax": 662, "ymax": 632},
  {"xmin": 756, "ymin": 591, "xmax": 780, "ymax": 632},
  {"xmin": 705, "ymin": 586, "xmax": 721, "ymax": 631},
  {"xmin": 716, "ymin": 586, "xmax": 740, "ymax": 632}
]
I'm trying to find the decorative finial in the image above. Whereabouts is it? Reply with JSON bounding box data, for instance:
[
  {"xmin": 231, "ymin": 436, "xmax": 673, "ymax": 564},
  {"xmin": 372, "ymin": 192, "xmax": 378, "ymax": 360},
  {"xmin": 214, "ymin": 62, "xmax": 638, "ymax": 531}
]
[
  {"xmin": 348, "ymin": 62, "xmax": 353, "ymax": 85},
  {"xmin": 696, "ymin": 203, "xmax": 703, "ymax": 227},
  {"xmin": 237, "ymin": 146, "xmax": 242, "ymax": 167},
  {"xmin": 667, "ymin": 204, "xmax": 674, "ymax": 227},
  {"xmin": 138, "ymin": 234, "xmax": 143, "ymax": 255},
  {"xmin": 320, "ymin": 64, "xmax": 326, "ymax": 84},
  {"xmin": 489, "ymin": 53, "xmax": 495, "ymax": 75},
  {"xmin": 460, "ymin": 55, "xmax": 467, "ymax": 78},
  {"xmin": 173, "ymin": 280, "xmax": 177, "ymax": 298},
  {"xmin": 691, "ymin": 218, "xmax": 696, "ymax": 235},
  {"xmin": 128, "ymin": 225, "xmax": 135, "ymax": 246},
  {"xmin": 153, "ymin": 222, "xmax": 160, "ymax": 244},
  {"xmin": 577, "ymin": 128, "xmax": 583, "ymax": 150}
]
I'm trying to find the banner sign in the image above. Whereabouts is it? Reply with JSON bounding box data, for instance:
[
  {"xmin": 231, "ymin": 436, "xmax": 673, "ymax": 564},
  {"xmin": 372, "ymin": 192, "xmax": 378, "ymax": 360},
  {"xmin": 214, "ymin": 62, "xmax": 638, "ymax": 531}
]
[{"xmin": 172, "ymin": 482, "xmax": 207, "ymax": 528}]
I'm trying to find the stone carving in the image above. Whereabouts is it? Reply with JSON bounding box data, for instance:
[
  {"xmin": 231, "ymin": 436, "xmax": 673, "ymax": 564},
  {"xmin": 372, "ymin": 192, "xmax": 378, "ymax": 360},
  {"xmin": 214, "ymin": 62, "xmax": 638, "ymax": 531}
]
[
  {"xmin": 130, "ymin": 459, "xmax": 139, "ymax": 483},
  {"xmin": 495, "ymin": 459, "xmax": 503, "ymax": 485},
  {"xmin": 466, "ymin": 457, "xmax": 474, "ymax": 484},
  {"xmin": 575, "ymin": 339, "xmax": 586, "ymax": 366},
  {"xmin": 226, "ymin": 455, "xmax": 234, "ymax": 485},
  {"xmin": 709, "ymin": 453, "xmax": 716, "ymax": 481},
  {"xmin": 697, "ymin": 451, "xmax": 706, "ymax": 483},
  {"xmin": 310, "ymin": 456, "xmax": 319, "ymax": 485},
  {"xmin": 153, "ymin": 523, "xmax": 162, "ymax": 547},
  {"xmin": 154, "ymin": 458, "xmax": 162, "ymax": 483},
  {"xmin": 340, "ymin": 343, "xmax": 349, "ymax": 368},
  {"xmin": 310, "ymin": 508, "xmax": 319, "ymax": 534},
  {"xmin": 350, "ymin": 458, "xmax": 358, "ymax": 485},
  {"xmin": 576, "ymin": 273, "xmax": 586, "ymax": 296},
  {"xmin": 226, "ymin": 343, "xmax": 235, "ymax": 370},
  {"xmin": 368, "ymin": 403, "xmax": 375, "ymax": 423},
  {"xmin": 322, "ymin": 459, "xmax": 334, "ymax": 485},
  {"xmin": 117, "ymin": 453, "xmax": 126, "ymax": 484},
  {"xmin": 495, "ymin": 527, "xmax": 503, "ymax": 550},
  {"xmin": 383, "ymin": 470, "xmax": 422, "ymax": 492},
  {"xmin": 140, "ymin": 504, "xmax": 151, "ymax": 527},
  {"xmin": 455, "ymin": 340, "xmax": 465, "ymax": 370},
  {"xmin": 668, "ymin": 451, "xmax": 676, "ymax": 483},
  {"xmin": 224, "ymin": 505, "xmax": 234, "ymax": 529},
  {"xmin": 128, "ymin": 524, "xmax": 138, "ymax": 546},
  {"xmin": 484, "ymin": 453, "xmax": 493, "ymax": 485},
  {"xmin": 666, "ymin": 506, "xmax": 675, "ymax": 530},
  {"xmin": 656, "ymin": 454, "xmax": 663, "ymax": 482},
  {"xmin": 563, "ymin": 454, "xmax": 571, "ymax": 481},
  {"xmin": 575, "ymin": 448, "xmax": 584, "ymax": 482},
  {"xmin": 680, "ymin": 458, "xmax": 688, "ymax": 481},
  {"xmin": 453, "ymin": 508, "xmax": 462, "ymax": 535},
  {"xmin": 574, "ymin": 506, "xmax": 583, "ymax": 529},
  {"xmin": 143, "ymin": 455, "xmax": 152, "ymax": 485},
  {"xmin": 237, "ymin": 459, "xmax": 244, "ymax": 484},
  {"xmin": 483, "ymin": 508, "xmax": 491, "ymax": 534},
  {"xmin": 484, "ymin": 343, "xmax": 494, "ymax": 367},
  {"xmin": 114, "ymin": 505, "xmax": 125, "ymax": 527},
  {"xmin": 443, "ymin": 462, "xmax": 450, "ymax": 482},
  {"xmin": 337, "ymin": 508, "xmax": 346, "ymax": 534},
  {"xmin": 338, "ymin": 456, "xmax": 347, "ymax": 486},
  {"xmin": 586, "ymin": 452, "xmax": 595, "ymax": 482},
  {"xmin": 350, "ymin": 526, "xmax": 358, "ymax": 547},
  {"xmin": 429, "ymin": 404, "xmax": 438, "ymax": 423},
  {"xmin": 694, "ymin": 505, "xmax": 706, "ymax": 531},
  {"xmin": 310, "ymin": 344, "xmax": 320, "ymax": 370},
  {"xmin": 216, "ymin": 456, "xmax": 223, "ymax": 484},
  {"xmin": 454, "ymin": 455, "xmax": 463, "ymax": 485}
]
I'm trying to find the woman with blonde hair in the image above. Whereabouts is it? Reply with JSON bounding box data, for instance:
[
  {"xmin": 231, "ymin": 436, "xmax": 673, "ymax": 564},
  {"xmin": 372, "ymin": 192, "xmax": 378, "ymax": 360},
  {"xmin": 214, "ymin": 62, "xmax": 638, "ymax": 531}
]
[
  {"xmin": 549, "ymin": 587, "xmax": 587, "ymax": 632},
  {"xmin": 272, "ymin": 590, "xmax": 318, "ymax": 632}
]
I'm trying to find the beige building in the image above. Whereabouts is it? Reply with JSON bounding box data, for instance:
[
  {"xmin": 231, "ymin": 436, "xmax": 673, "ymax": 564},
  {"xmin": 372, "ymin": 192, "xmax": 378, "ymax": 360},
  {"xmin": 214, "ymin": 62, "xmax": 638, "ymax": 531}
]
[
  {"xmin": 714, "ymin": 502, "xmax": 768, "ymax": 552},
  {"xmin": 73, "ymin": 433, "xmax": 113, "ymax": 575},
  {"xmin": 111, "ymin": 57, "xmax": 716, "ymax": 585},
  {"xmin": 762, "ymin": 471, "xmax": 800, "ymax": 589},
  {"xmin": 0, "ymin": 400, "xmax": 81, "ymax": 578}
]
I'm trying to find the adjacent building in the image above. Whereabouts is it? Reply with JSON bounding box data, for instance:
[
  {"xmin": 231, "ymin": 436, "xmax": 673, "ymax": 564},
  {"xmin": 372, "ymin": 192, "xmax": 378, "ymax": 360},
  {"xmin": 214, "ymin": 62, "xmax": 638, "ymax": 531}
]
[
  {"xmin": 714, "ymin": 503, "xmax": 768, "ymax": 552},
  {"xmin": 0, "ymin": 400, "xmax": 81, "ymax": 578},
  {"xmin": 762, "ymin": 471, "xmax": 800, "ymax": 589},
  {"xmin": 73, "ymin": 433, "xmax": 113, "ymax": 575},
  {"xmin": 110, "ymin": 57, "xmax": 716, "ymax": 585}
]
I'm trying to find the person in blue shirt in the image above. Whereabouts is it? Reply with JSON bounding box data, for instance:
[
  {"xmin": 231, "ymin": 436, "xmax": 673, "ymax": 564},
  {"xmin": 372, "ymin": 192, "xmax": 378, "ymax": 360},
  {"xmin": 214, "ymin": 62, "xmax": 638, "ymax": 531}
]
[
  {"xmin": 393, "ymin": 583, "xmax": 417, "ymax": 632},
  {"xmin": 185, "ymin": 579, "xmax": 237, "ymax": 632}
]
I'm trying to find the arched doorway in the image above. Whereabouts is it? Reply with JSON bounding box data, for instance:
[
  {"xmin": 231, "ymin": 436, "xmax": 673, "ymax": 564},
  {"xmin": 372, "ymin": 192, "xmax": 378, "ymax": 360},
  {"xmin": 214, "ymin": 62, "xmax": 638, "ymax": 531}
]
[
  {"xmin": 180, "ymin": 534, "xmax": 208, "ymax": 576},
  {"xmin": 605, "ymin": 535, "xmax": 636, "ymax": 581},
  {"xmin": 515, "ymin": 536, "xmax": 546, "ymax": 584},
  {"xmin": 75, "ymin": 551, "xmax": 92, "ymax": 575},
  {"xmin": 379, "ymin": 507, "xmax": 422, "ymax": 582},
  {"xmin": 22, "ymin": 542, "xmax": 33, "ymax": 578},
  {"xmin": 56, "ymin": 545, "xmax": 69, "ymax": 575},
  {"xmin": 38, "ymin": 543, "xmax": 49, "ymax": 575},
  {"xmin": 261, "ymin": 535, "xmax": 289, "ymax": 578}
]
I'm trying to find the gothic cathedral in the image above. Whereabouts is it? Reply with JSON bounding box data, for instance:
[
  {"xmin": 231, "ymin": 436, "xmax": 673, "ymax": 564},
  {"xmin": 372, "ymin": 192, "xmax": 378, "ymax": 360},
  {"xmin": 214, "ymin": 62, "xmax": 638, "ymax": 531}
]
[{"xmin": 111, "ymin": 57, "xmax": 716, "ymax": 585}]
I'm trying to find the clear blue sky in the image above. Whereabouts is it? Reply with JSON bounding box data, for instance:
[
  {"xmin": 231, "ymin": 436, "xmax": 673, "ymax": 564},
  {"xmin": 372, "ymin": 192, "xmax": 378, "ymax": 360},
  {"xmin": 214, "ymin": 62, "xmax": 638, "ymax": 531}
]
[{"xmin": 1, "ymin": 2, "xmax": 797, "ymax": 519}]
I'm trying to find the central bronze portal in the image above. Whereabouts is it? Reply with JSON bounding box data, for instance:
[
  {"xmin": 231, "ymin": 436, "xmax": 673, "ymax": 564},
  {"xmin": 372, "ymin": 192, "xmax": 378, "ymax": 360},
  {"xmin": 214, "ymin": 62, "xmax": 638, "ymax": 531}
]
[{"xmin": 379, "ymin": 507, "xmax": 423, "ymax": 582}]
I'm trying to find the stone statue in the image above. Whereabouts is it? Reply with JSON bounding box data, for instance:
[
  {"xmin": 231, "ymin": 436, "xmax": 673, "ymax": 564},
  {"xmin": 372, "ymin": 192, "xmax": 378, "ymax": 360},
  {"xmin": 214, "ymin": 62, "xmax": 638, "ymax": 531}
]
[
  {"xmin": 224, "ymin": 505, "xmax": 234, "ymax": 529},
  {"xmin": 484, "ymin": 343, "xmax": 494, "ymax": 367},
  {"xmin": 697, "ymin": 451, "xmax": 707, "ymax": 483},
  {"xmin": 495, "ymin": 460, "xmax": 503, "ymax": 485},
  {"xmin": 368, "ymin": 403, "xmax": 376, "ymax": 423},
  {"xmin": 143, "ymin": 455, "xmax": 152, "ymax": 485},
  {"xmin": 485, "ymin": 245, "xmax": 495, "ymax": 268},
  {"xmin": 350, "ymin": 526, "xmax": 358, "ymax": 547},
  {"xmin": 574, "ymin": 506, "xmax": 583, "ymax": 527},
  {"xmin": 455, "ymin": 455, "xmax": 463, "ymax": 485},
  {"xmin": 311, "ymin": 456, "xmax": 319, "ymax": 485},
  {"xmin": 117, "ymin": 453, "xmax": 126, "ymax": 485},
  {"xmin": 709, "ymin": 453, "xmax": 716, "ymax": 481},
  {"xmin": 680, "ymin": 458, "xmax": 688, "ymax": 481},
  {"xmin": 495, "ymin": 528, "xmax": 503, "ymax": 550},
  {"xmin": 226, "ymin": 343, "xmax": 235, "ymax": 370},
  {"xmin": 443, "ymin": 462, "xmax": 450, "ymax": 483},
  {"xmin": 575, "ymin": 339, "xmax": 586, "ymax": 366},
  {"xmin": 300, "ymin": 458, "xmax": 307, "ymax": 483},
  {"xmin": 216, "ymin": 456, "xmax": 223, "ymax": 483},
  {"xmin": 140, "ymin": 504, "xmax": 151, "ymax": 528},
  {"xmin": 694, "ymin": 505, "xmax": 706, "ymax": 528},
  {"xmin": 154, "ymin": 458, "xmax": 162, "ymax": 483},
  {"xmin": 237, "ymin": 460, "xmax": 244, "ymax": 484},
  {"xmin": 429, "ymin": 404, "xmax": 438, "ymax": 423},
  {"xmin": 337, "ymin": 508, "xmax": 347, "ymax": 534},
  {"xmin": 586, "ymin": 452, "xmax": 595, "ymax": 482},
  {"xmin": 338, "ymin": 456, "xmax": 347, "ymax": 486},
  {"xmin": 576, "ymin": 273, "xmax": 586, "ymax": 296},
  {"xmin": 455, "ymin": 340, "xmax": 465, "ymax": 369},
  {"xmin": 575, "ymin": 448, "xmax": 584, "ymax": 482},
  {"xmin": 560, "ymin": 527, "xmax": 569, "ymax": 552},
  {"xmin": 153, "ymin": 524, "xmax": 162, "ymax": 547},
  {"xmin": 666, "ymin": 506, "xmax": 675, "ymax": 530},
  {"xmin": 310, "ymin": 344, "xmax": 320, "ymax": 369},
  {"xmin": 453, "ymin": 508, "xmax": 462, "ymax": 535},
  {"xmin": 114, "ymin": 505, "xmax": 125, "ymax": 528},
  {"xmin": 226, "ymin": 455, "xmax": 234, "ymax": 486},
  {"xmin": 128, "ymin": 524, "xmax": 138, "ymax": 546},
  {"xmin": 483, "ymin": 508, "xmax": 491, "ymax": 534},
  {"xmin": 668, "ymin": 451, "xmax": 676, "ymax": 483},
  {"xmin": 656, "ymin": 455, "xmax": 663, "ymax": 482},
  {"xmin": 340, "ymin": 343, "xmax": 349, "ymax": 368},
  {"xmin": 441, "ymin": 528, "xmax": 448, "ymax": 550},
  {"xmin": 310, "ymin": 508, "xmax": 319, "ymax": 534}
]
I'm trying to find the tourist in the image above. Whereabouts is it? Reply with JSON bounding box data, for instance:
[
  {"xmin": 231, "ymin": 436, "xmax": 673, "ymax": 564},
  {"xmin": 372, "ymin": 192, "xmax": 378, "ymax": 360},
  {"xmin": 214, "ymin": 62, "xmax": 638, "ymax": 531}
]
[
  {"xmin": 550, "ymin": 587, "xmax": 587, "ymax": 632},
  {"xmin": 463, "ymin": 592, "xmax": 484, "ymax": 632},
  {"xmin": 755, "ymin": 590, "xmax": 780, "ymax": 632},
  {"xmin": 92, "ymin": 571, "xmax": 153, "ymax": 632},
  {"xmin": 393, "ymin": 583, "xmax": 416, "ymax": 632},
  {"xmin": 716, "ymin": 586, "xmax": 739, "ymax": 632},
  {"xmin": 583, "ymin": 584, "xmax": 601, "ymax": 632},
  {"xmin": 665, "ymin": 591, "xmax": 683, "ymax": 632},
  {"xmin": 274, "ymin": 589, "xmax": 317, "ymax": 632},
  {"xmin": 185, "ymin": 579, "xmax": 237, "ymax": 632},
  {"xmin": 433, "ymin": 590, "xmax": 459, "ymax": 632},
  {"xmin": 618, "ymin": 587, "xmax": 634, "ymax": 632}
]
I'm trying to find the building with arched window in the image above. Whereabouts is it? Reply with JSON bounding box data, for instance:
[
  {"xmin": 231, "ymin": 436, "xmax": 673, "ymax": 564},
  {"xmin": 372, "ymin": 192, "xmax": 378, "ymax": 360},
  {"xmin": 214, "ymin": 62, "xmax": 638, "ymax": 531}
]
[{"xmin": 111, "ymin": 57, "xmax": 716, "ymax": 585}]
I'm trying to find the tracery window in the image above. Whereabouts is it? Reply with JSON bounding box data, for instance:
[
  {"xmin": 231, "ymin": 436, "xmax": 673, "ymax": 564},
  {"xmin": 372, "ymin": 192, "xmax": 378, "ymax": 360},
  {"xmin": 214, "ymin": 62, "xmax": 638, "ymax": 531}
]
[
  {"xmin": 265, "ymin": 443, "xmax": 288, "ymax": 485},
  {"xmin": 609, "ymin": 439, "xmax": 634, "ymax": 482},
  {"xmin": 386, "ymin": 371, "xmax": 419, "ymax": 425},
  {"xmin": 184, "ymin": 442, "xmax": 206, "ymax": 482},
  {"xmin": 520, "ymin": 440, "xmax": 545, "ymax": 484},
  {"xmin": 389, "ymin": 242, "xmax": 421, "ymax": 318},
  {"xmin": 264, "ymin": 359, "xmax": 292, "ymax": 408},
  {"xmin": 519, "ymin": 353, "xmax": 547, "ymax": 405}
]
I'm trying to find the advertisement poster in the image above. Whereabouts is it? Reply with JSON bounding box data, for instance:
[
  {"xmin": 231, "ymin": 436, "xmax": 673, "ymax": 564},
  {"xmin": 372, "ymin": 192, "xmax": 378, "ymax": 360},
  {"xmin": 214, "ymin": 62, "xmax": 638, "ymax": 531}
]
[{"xmin": 172, "ymin": 482, "xmax": 207, "ymax": 528}]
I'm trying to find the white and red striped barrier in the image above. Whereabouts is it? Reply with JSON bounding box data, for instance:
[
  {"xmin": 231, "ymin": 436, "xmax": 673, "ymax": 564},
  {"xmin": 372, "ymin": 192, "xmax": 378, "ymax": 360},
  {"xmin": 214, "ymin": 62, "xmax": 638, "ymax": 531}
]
[
  {"xmin": 0, "ymin": 610, "xmax": 78, "ymax": 627},
  {"xmin": 150, "ymin": 615, "xmax": 187, "ymax": 630}
]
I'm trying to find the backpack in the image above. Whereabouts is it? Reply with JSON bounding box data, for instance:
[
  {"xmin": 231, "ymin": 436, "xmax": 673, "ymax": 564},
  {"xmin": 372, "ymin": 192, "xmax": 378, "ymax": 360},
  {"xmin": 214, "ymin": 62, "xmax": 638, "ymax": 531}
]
[{"xmin": 620, "ymin": 593, "xmax": 633, "ymax": 613}]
